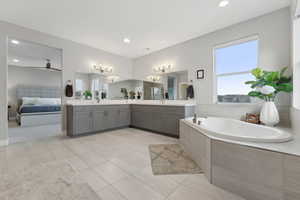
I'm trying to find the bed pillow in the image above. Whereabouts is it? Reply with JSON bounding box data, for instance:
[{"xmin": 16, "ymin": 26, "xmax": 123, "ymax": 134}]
[
  {"xmin": 36, "ymin": 98, "xmax": 61, "ymax": 105},
  {"xmin": 22, "ymin": 97, "xmax": 39, "ymax": 105}
]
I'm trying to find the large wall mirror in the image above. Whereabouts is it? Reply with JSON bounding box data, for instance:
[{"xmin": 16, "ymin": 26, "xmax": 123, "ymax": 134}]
[{"xmin": 74, "ymin": 70, "xmax": 192, "ymax": 101}]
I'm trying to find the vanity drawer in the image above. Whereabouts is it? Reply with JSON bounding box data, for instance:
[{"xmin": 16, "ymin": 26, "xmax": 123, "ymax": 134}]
[
  {"xmin": 73, "ymin": 105, "xmax": 94, "ymax": 112},
  {"xmin": 131, "ymin": 105, "xmax": 185, "ymax": 114}
]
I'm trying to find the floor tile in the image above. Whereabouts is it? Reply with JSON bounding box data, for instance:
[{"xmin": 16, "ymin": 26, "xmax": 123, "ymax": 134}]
[
  {"xmin": 77, "ymin": 169, "xmax": 109, "ymax": 192},
  {"xmin": 0, "ymin": 128, "xmax": 245, "ymax": 200},
  {"xmin": 133, "ymin": 167, "xmax": 179, "ymax": 197},
  {"xmin": 95, "ymin": 185, "xmax": 128, "ymax": 200},
  {"xmin": 113, "ymin": 176, "xmax": 164, "ymax": 200},
  {"xmin": 93, "ymin": 161, "xmax": 130, "ymax": 184}
]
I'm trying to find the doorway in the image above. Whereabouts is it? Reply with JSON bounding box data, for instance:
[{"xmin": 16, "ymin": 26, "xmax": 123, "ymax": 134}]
[{"xmin": 7, "ymin": 38, "xmax": 63, "ymax": 144}]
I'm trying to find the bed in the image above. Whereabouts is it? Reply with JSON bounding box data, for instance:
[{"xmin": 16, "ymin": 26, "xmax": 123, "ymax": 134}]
[{"xmin": 16, "ymin": 86, "xmax": 62, "ymax": 127}]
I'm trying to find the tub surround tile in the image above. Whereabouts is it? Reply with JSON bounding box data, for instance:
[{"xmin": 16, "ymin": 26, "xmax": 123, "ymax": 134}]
[
  {"xmin": 211, "ymin": 140, "xmax": 284, "ymax": 200},
  {"xmin": 283, "ymin": 154, "xmax": 300, "ymax": 199},
  {"xmin": 290, "ymin": 107, "xmax": 300, "ymax": 134}
]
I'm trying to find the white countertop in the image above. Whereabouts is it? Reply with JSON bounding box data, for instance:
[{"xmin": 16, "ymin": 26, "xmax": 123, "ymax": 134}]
[
  {"xmin": 66, "ymin": 100, "xmax": 196, "ymax": 107},
  {"xmin": 182, "ymin": 118, "xmax": 300, "ymax": 157}
]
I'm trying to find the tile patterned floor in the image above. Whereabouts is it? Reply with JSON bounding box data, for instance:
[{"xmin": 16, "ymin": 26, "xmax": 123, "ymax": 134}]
[{"xmin": 0, "ymin": 128, "xmax": 245, "ymax": 200}]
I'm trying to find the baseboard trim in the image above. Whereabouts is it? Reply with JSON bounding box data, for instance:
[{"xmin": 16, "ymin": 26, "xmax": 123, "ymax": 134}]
[{"xmin": 0, "ymin": 139, "xmax": 8, "ymax": 147}]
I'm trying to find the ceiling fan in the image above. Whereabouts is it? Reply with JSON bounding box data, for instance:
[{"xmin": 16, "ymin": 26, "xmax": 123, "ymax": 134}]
[
  {"xmin": 15, "ymin": 58, "xmax": 62, "ymax": 72},
  {"xmin": 44, "ymin": 59, "xmax": 62, "ymax": 72}
]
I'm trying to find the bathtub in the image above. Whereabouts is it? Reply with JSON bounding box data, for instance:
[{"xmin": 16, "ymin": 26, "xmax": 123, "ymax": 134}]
[{"xmin": 192, "ymin": 117, "xmax": 293, "ymax": 143}]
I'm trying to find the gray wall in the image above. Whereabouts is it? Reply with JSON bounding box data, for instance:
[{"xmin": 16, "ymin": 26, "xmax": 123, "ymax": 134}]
[
  {"xmin": 133, "ymin": 8, "xmax": 291, "ymax": 123},
  {"xmin": 0, "ymin": 20, "xmax": 132, "ymax": 144}
]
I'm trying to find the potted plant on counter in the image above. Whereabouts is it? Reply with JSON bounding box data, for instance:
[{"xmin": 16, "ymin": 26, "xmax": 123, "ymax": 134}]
[
  {"xmin": 129, "ymin": 91, "xmax": 136, "ymax": 100},
  {"xmin": 83, "ymin": 90, "xmax": 92, "ymax": 100},
  {"xmin": 137, "ymin": 91, "xmax": 142, "ymax": 99},
  {"xmin": 121, "ymin": 88, "xmax": 128, "ymax": 99},
  {"xmin": 245, "ymin": 67, "xmax": 293, "ymax": 126}
]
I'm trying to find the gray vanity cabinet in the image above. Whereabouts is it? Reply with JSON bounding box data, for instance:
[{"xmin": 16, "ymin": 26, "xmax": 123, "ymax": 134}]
[
  {"xmin": 93, "ymin": 110, "xmax": 107, "ymax": 131},
  {"xmin": 67, "ymin": 104, "xmax": 194, "ymax": 137},
  {"xmin": 119, "ymin": 110, "xmax": 131, "ymax": 127},
  {"xmin": 75, "ymin": 111, "xmax": 94, "ymax": 135},
  {"xmin": 67, "ymin": 105, "xmax": 131, "ymax": 136},
  {"xmin": 130, "ymin": 105, "xmax": 194, "ymax": 137}
]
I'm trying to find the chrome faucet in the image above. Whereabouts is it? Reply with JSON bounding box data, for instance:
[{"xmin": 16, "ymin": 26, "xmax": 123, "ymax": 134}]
[
  {"xmin": 96, "ymin": 97, "xmax": 100, "ymax": 103},
  {"xmin": 160, "ymin": 87, "xmax": 165, "ymax": 104}
]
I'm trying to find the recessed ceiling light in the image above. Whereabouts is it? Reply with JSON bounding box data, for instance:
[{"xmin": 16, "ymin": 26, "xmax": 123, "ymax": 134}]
[
  {"xmin": 123, "ymin": 38, "xmax": 131, "ymax": 44},
  {"xmin": 219, "ymin": 0, "xmax": 229, "ymax": 7},
  {"xmin": 13, "ymin": 59, "xmax": 19, "ymax": 63},
  {"xmin": 11, "ymin": 40, "xmax": 20, "ymax": 44}
]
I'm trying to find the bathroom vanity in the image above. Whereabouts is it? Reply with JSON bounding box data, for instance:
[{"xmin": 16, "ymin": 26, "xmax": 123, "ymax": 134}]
[
  {"xmin": 67, "ymin": 104, "xmax": 131, "ymax": 136},
  {"xmin": 66, "ymin": 101, "xmax": 195, "ymax": 137}
]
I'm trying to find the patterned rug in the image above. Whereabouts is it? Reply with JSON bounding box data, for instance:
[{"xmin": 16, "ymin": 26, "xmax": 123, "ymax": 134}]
[{"xmin": 149, "ymin": 144, "xmax": 202, "ymax": 175}]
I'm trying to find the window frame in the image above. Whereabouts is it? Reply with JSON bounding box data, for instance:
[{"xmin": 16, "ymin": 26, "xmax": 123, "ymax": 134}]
[
  {"xmin": 213, "ymin": 35, "xmax": 260, "ymax": 104},
  {"xmin": 75, "ymin": 79, "xmax": 84, "ymax": 92}
]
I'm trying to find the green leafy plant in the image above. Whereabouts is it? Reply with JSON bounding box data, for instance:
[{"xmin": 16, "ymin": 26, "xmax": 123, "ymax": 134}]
[
  {"xmin": 83, "ymin": 90, "xmax": 92, "ymax": 99},
  {"xmin": 137, "ymin": 91, "xmax": 142, "ymax": 99},
  {"xmin": 245, "ymin": 67, "xmax": 293, "ymax": 101},
  {"xmin": 129, "ymin": 91, "xmax": 136, "ymax": 99},
  {"xmin": 120, "ymin": 88, "xmax": 128, "ymax": 99}
]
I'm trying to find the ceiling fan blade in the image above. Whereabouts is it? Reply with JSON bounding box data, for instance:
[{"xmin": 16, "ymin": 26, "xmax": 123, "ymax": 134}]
[{"xmin": 49, "ymin": 67, "xmax": 62, "ymax": 72}]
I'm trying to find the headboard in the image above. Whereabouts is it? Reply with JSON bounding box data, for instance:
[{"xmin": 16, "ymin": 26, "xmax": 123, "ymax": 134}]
[{"xmin": 16, "ymin": 86, "xmax": 61, "ymax": 100}]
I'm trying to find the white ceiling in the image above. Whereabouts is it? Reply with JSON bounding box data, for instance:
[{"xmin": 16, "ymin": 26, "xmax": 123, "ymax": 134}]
[
  {"xmin": 0, "ymin": 0, "xmax": 290, "ymax": 58},
  {"xmin": 8, "ymin": 38, "xmax": 62, "ymax": 69}
]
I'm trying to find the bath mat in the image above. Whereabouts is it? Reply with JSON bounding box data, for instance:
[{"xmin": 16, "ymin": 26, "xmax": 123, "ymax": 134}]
[{"xmin": 149, "ymin": 144, "xmax": 202, "ymax": 175}]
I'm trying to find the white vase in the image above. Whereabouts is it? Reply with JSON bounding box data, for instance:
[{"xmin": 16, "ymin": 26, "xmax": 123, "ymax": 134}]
[{"xmin": 260, "ymin": 101, "xmax": 280, "ymax": 126}]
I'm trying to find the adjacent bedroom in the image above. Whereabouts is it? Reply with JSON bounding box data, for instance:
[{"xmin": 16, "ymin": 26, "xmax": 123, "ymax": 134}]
[{"xmin": 7, "ymin": 38, "xmax": 63, "ymax": 144}]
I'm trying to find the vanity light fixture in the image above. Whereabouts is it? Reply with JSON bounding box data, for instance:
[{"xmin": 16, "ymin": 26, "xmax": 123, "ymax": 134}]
[
  {"xmin": 219, "ymin": 0, "xmax": 229, "ymax": 7},
  {"xmin": 93, "ymin": 65, "xmax": 113, "ymax": 74},
  {"xmin": 147, "ymin": 75, "xmax": 161, "ymax": 82},
  {"xmin": 107, "ymin": 75, "xmax": 119, "ymax": 83},
  {"xmin": 11, "ymin": 39, "xmax": 20, "ymax": 45},
  {"xmin": 153, "ymin": 64, "xmax": 172, "ymax": 74},
  {"xmin": 123, "ymin": 38, "xmax": 131, "ymax": 44}
]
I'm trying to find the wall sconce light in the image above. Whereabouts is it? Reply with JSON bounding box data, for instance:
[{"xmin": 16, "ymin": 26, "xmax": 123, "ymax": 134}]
[
  {"xmin": 93, "ymin": 65, "xmax": 113, "ymax": 74},
  {"xmin": 107, "ymin": 75, "xmax": 119, "ymax": 83},
  {"xmin": 153, "ymin": 64, "xmax": 172, "ymax": 74},
  {"xmin": 147, "ymin": 75, "xmax": 161, "ymax": 82}
]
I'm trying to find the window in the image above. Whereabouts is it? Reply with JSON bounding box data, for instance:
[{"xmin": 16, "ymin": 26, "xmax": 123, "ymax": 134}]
[
  {"xmin": 75, "ymin": 79, "xmax": 83, "ymax": 92},
  {"xmin": 215, "ymin": 37, "xmax": 258, "ymax": 103},
  {"xmin": 91, "ymin": 79, "xmax": 100, "ymax": 91}
]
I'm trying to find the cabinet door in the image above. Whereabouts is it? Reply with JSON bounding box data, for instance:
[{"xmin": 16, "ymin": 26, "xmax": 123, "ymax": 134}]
[
  {"xmin": 152, "ymin": 112, "xmax": 163, "ymax": 133},
  {"xmin": 106, "ymin": 110, "xmax": 119, "ymax": 129},
  {"xmin": 161, "ymin": 113, "xmax": 181, "ymax": 136},
  {"xmin": 131, "ymin": 111, "xmax": 143, "ymax": 128},
  {"xmin": 75, "ymin": 111, "xmax": 93, "ymax": 135},
  {"xmin": 119, "ymin": 110, "xmax": 130, "ymax": 127},
  {"xmin": 93, "ymin": 111, "xmax": 106, "ymax": 131}
]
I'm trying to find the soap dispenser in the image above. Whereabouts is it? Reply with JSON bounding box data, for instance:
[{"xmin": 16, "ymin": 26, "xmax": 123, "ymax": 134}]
[{"xmin": 193, "ymin": 113, "xmax": 197, "ymax": 124}]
